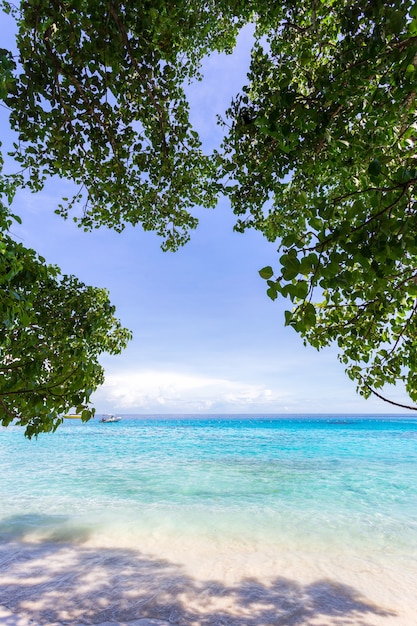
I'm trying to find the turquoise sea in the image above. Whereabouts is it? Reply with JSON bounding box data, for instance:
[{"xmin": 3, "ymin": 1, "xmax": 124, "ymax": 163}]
[{"xmin": 1, "ymin": 414, "xmax": 417, "ymax": 625}]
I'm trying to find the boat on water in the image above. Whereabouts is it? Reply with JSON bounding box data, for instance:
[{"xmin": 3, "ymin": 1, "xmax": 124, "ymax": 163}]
[
  {"xmin": 64, "ymin": 414, "xmax": 82, "ymax": 419},
  {"xmin": 100, "ymin": 414, "xmax": 121, "ymax": 423}
]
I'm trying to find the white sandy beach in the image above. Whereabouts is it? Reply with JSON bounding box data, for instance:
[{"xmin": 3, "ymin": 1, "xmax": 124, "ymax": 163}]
[
  {"xmin": 0, "ymin": 605, "xmax": 167, "ymax": 626},
  {"xmin": 0, "ymin": 534, "xmax": 416, "ymax": 626}
]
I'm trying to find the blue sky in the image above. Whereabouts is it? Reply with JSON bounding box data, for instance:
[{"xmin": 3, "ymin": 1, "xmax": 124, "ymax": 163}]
[{"xmin": 1, "ymin": 13, "xmax": 411, "ymax": 414}]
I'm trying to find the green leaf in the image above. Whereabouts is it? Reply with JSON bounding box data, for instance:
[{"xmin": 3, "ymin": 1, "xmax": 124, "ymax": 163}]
[
  {"xmin": 368, "ymin": 159, "xmax": 381, "ymax": 177},
  {"xmin": 292, "ymin": 280, "xmax": 309, "ymax": 300},
  {"xmin": 281, "ymin": 253, "xmax": 301, "ymax": 280},
  {"xmin": 259, "ymin": 265, "xmax": 274, "ymax": 279},
  {"xmin": 284, "ymin": 310, "xmax": 293, "ymax": 326},
  {"xmin": 267, "ymin": 285, "xmax": 278, "ymax": 300},
  {"xmin": 300, "ymin": 303, "xmax": 316, "ymax": 330}
]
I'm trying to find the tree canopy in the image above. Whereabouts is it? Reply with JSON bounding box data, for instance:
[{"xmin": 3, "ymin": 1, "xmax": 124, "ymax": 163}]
[
  {"xmin": 0, "ymin": 39, "xmax": 131, "ymax": 437},
  {"xmin": 1, "ymin": 0, "xmax": 417, "ymax": 431},
  {"xmin": 0, "ymin": 173, "xmax": 131, "ymax": 437},
  {"xmin": 221, "ymin": 0, "xmax": 417, "ymax": 405}
]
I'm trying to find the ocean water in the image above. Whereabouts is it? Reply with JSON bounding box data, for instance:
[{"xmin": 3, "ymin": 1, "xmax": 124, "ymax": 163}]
[{"xmin": 1, "ymin": 414, "xmax": 417, "ymax": 625}]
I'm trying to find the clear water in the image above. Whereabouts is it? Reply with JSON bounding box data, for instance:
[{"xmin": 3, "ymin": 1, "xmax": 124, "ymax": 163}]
[
  {"xmin": 1, "ymin": 414, "xmax": 417, "ymax": 624},
  {"xmin": 1, "ymin": 414, "xmax": 417, "ymax": 549}
]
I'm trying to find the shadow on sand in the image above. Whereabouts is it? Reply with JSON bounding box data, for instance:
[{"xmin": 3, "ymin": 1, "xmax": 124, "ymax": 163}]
[{"xmin": 0, "ymin": 514, "xmax": 396, "ymax": 626}]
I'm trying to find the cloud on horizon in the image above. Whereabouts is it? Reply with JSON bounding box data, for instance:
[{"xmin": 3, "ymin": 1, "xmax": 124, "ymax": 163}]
[{"xmin": 93, "ymin": 369, "xmax": 293, "ymax": 413}]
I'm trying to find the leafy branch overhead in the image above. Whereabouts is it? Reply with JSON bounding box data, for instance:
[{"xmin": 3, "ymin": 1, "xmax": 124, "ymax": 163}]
[
  {"xmin": 5, "ymin": 0, "xmax": 249, "ymax": 249},
  {"xmin": 0, "ymin": 178, "xmax": 131, "ymax": 437},
  {"xmin": 2, "ymin": 0, "xmax": 417, "ymax": 420},
  {"xmin": 224, "ymin": 0, "xmax": 417, "ymax": 405}
]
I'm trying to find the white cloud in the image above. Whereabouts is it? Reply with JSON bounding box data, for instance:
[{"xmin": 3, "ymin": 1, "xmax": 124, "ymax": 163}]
[{"xmin": 92, "ymin": 369, "xmax": 291, "ymax": 413}]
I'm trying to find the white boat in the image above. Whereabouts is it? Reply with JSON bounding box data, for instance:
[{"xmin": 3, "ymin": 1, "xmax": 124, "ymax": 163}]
[{"xmin": 100, "ymin": 414, "xmax": 121, "ymax": 423}]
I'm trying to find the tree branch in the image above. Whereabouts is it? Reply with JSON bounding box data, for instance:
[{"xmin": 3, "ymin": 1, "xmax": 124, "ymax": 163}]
[{"xmin": 365, "ymin": 383, "xmax": 417, "ymax": 411}]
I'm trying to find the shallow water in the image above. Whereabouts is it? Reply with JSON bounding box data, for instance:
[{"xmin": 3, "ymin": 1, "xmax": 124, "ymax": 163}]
[{"xmin": 1, "ymin": 414, "xmax": 416, "ymax": 624}]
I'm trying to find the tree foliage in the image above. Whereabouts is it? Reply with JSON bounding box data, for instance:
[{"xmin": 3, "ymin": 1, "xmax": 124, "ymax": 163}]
[
  {"xmin": 0, "ymin": 183, "xmax": 131, "ymax": 437},
  {"xmin": 222, "ymin": 0, "xmax": 417, "ymax": 404},
  {"xmin": 5, "ymin": 0, "xmax": 251, "ymax": 249},
  {"xmin": 0, "ymin": 47, "xmax": 131, "ymax": 437},
  {"xmin": 2, "ymin": 0, "xmax": 417, "ymax": 412}
]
